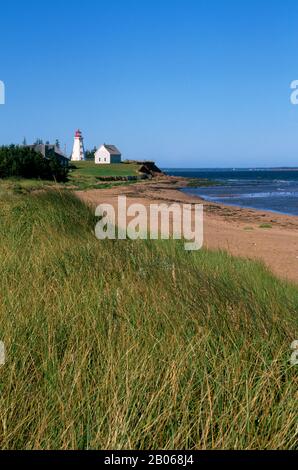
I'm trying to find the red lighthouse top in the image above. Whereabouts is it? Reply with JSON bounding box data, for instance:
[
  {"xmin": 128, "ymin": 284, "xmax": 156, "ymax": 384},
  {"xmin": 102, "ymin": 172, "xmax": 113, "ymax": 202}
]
[{"xmin": 75, "ymin": 129, "xmax": 82, "ymax": 138}]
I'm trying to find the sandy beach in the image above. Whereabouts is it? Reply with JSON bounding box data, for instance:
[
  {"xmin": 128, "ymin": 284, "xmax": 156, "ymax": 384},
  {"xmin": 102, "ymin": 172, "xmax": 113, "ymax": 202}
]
[{"xmin": 77, "ymin": 175, "xmax": 298, "ymax": 284}]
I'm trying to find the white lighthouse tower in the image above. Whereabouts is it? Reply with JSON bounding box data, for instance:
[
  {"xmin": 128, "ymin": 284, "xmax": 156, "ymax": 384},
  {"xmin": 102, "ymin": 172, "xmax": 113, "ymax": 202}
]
[{"xmin": 71, "ymin": 129, "xmax": 86, "ymax": 161}]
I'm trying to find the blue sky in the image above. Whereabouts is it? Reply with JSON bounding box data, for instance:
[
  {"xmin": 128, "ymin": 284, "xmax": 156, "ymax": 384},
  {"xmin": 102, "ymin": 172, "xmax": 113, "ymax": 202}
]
[{"xmin": 1, "ymin": 0, "xmax": 298, "ymax": 167}]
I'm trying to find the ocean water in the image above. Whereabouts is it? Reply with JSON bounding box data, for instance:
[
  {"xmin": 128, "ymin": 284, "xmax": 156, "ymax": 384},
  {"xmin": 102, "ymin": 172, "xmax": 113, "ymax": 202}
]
[{"xmin": 164, "ymin": 168, "xmax": 298, "ymax": 216}]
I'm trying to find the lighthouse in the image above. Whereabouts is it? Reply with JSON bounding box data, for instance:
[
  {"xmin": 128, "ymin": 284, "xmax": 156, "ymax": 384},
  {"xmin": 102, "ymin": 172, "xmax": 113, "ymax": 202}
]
[{"xmin": 71, "ymin": 129, "xmax": 86, "ymax": 161}]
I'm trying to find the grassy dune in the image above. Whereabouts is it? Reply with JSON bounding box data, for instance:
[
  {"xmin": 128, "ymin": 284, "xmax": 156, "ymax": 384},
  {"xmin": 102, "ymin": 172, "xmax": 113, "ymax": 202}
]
[{"xmin": 0, "ymin": 190, "xmax": 297, "ymax": 449}]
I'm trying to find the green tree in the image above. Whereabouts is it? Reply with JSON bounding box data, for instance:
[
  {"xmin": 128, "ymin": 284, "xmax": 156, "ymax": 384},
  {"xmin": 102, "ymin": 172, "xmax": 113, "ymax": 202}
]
[{"xmin": 0, "ymin": 145, "xmax": 69, "ymax": 182}]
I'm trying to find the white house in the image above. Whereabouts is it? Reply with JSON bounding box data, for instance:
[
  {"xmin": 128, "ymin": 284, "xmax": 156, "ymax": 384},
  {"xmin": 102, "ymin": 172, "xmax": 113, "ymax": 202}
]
[{"xmin": 95, "ymin": 144, "xmax": 122, "ymax": 164}]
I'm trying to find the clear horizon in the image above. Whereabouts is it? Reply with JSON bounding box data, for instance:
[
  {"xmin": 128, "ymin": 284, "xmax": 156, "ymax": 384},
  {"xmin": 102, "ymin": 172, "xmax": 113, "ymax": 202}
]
[
  {"xmin": 1, "ymin": 0, "xmax": 298, "ymax": 167},
  {"xmin": 162, "ymin": 166, "xmax": 298, "ymax": 169}
]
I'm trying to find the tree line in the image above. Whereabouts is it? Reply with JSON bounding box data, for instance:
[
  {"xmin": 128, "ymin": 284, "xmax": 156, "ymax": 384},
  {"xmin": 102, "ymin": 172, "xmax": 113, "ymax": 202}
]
[{"xmin": 0, "ymin": 145, "xmax": 69, "ymax": 182}]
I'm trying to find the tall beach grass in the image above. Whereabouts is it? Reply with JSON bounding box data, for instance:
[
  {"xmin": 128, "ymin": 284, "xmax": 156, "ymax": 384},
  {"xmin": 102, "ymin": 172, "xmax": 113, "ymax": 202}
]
[{"xmin": 0, "ymin": 190, "xmax": 297, "ymax": 449}]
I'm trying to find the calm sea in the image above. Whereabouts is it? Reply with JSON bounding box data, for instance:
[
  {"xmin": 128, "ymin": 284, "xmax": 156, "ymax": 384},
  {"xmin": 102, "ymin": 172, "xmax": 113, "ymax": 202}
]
[{"xmin": 164, "ymin": 168, "xmax": 298, "ymax": 216}]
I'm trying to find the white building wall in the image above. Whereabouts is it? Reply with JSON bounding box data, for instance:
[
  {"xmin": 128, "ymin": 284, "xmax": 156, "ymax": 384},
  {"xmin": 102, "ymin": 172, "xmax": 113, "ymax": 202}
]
[
  {"xmin": 95, "ymin": 146, "xmax": 111, "ymax": 164},
  {"xmin": 71, "ymin": 137, "xmax": 85, "ymax": 161}
]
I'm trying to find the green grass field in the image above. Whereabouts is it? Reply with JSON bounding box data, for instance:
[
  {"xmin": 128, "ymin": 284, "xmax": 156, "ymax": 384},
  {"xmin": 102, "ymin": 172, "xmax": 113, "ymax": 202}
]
[
  {"xmin": 71, "ymin": 161, "xmax": 140, "ymax": 177},
  {"xmin": 0, "ymin": 190, "xmax": 297, "ymax": 449},
  {"xmin": 0, "ymin": 162, "xmax": 141, "ymax": 194},
  {"xmin": 66, "ymin": 161, "xmax": 141, "ymax": 191}
]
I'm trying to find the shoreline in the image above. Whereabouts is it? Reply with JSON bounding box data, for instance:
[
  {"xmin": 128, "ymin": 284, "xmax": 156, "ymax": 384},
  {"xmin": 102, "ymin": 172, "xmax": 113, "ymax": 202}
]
[
  {"xmin": 76, "ymin": 175, "xmax": 298, "ymax": 284},
  {"xmin": 181, "ymin": 187, "xmax": 298, "ymax": 218}
]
